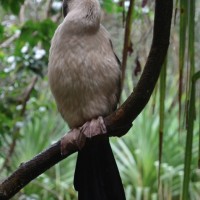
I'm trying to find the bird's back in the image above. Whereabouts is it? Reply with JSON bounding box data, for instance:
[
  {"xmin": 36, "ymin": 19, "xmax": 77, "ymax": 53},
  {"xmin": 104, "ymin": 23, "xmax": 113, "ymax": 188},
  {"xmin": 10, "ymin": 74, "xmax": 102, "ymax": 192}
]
[{"xmin": 48, "ymin": 23, "xmax": 120, "ymax": 128}]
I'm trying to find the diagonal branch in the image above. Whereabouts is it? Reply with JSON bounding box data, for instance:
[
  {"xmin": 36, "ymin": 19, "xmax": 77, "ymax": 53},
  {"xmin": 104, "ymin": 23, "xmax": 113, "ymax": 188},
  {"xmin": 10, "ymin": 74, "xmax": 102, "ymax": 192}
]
[
  {"xmin": 105, "ymin": 0, "xmax": 173, "ymax": 131},
  {"xmin": 0, "ymin": 0, "xmax": 173, "ymax": 199}
]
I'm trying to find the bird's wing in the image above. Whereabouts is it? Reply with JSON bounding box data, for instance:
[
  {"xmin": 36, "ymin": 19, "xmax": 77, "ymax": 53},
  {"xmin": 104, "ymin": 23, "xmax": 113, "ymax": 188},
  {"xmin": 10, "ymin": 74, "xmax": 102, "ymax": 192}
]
[{"xmin": 109, "ymin": 39, "xmax": 122, "ymax": 105}]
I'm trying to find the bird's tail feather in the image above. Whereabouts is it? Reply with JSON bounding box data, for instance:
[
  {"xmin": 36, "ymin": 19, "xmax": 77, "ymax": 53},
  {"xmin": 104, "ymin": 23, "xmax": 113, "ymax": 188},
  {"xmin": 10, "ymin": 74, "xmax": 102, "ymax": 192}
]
[{"xmin": 74, "ymin": 137, "xmax": 126, "ymax": 200}]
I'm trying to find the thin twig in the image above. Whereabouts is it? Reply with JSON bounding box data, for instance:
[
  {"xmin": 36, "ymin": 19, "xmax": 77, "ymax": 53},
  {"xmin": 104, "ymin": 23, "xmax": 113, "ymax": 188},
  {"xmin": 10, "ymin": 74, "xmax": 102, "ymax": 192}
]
[
  {"xmin": 0, "ymin": 32, "xmax": 20, "ymax": 49},
  {"xmin": 46, "ymin": 0, "xmax": 54, "ymax": 18},
  {"xmin": 121, "ymin": 0, "xmax": 135, "ymax": 89},
  {"xmin": 20, "ymin": 76, "xmax": 38, "ymax": 116}
]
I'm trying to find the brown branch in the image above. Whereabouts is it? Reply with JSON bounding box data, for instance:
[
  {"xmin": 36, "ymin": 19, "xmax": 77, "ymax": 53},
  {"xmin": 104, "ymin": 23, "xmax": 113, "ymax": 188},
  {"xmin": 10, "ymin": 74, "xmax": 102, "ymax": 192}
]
[
  {"xmin": 46, "ymin": 0, "xmax": 54, "ymax": 18},
  {"xmin": 105, "ymin": 0, "xmax": 173, "ymax": 130},
  {"xmin": 121, "ymin": 0, "xmax": 135, "ymax": 89},
  {"xmin": 0, "ymin": 0, "xmax": 173, "ymax": 199},
  {"xmin": 0, "ymin": 32, "xmax": 20, "ymax": 48},
  {"xmin": 19, "ymin": 0, "xmax": 29, "ymax": 23},
  {"xmin": 20, "ymin": 76, "xmax": 38, "ymax": 116}
]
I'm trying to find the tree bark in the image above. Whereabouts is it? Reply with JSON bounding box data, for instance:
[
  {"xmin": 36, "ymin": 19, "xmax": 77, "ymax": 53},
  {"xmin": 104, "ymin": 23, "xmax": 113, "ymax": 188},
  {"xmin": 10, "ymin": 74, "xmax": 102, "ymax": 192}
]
[{"xmin": 0, "ymin": 0, "xmax": 173, "ymax": 199}]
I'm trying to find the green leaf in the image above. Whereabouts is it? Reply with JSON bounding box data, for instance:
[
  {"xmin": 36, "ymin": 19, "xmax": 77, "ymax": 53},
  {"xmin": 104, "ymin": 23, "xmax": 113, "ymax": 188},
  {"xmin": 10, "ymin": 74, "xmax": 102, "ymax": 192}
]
[
  {"xmin": 187, "ymin": 0, "xmax": 195, "ymax": 99},
  {"xmin": 178, "ymin": 0, "xmax": 188, "ymax": 127},
  {"xmin": 0, "ymin": 24, "xmax": 4, "ymax": 41},
  {"xmin": 102, "ymin": 0, "xmax": 123, "ymax": 13},
  {"xmin": 182, "ymin": 71, "xmax": 200, "ymax": 200},
  {"xmin": 158, "ymin": 57, "xmax": 167, "ymax": 186},
  {"xmin": 15, "ymin": 19, "xmax": 57, "ymax": 55},
  {"xmin": 0, "ymin": 0, "xmax": 25, "ymax": 15}
]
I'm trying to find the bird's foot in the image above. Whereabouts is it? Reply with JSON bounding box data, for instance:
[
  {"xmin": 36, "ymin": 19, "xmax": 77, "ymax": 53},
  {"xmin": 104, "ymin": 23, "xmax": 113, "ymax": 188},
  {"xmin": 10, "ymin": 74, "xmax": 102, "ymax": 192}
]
[
  {"xmin": 80, "ymin": 116, "xmax": 107, "ymax": 138},
  {"xmin": 61, "ymin": 117, "xmax": 107, "ymax": 155}
]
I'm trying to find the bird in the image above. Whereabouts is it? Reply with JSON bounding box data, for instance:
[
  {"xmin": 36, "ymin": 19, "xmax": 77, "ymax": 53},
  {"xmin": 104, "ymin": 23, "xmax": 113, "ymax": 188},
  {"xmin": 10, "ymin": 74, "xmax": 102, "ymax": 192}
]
[{"xmin": 48, "ymin": 0, "xmax": 125, "ymax": 199}]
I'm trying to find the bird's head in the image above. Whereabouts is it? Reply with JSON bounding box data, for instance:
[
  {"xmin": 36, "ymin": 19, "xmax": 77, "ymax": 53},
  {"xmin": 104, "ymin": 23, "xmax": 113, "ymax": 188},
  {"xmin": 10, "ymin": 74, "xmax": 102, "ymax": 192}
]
[
  {"xmin": 63, "ymin": 0, "xmax": 70, "ymax": 17},
  {"xmin": 62, "ymin": 0, "xmax": 101, "ymax": 32},
  {"xmin": 63, "ymin": 0, "xmax": 87, "ymax": 17},
  {"xmin": 63, "ymin": 0, "xmax": 100, "ymax": 18}
]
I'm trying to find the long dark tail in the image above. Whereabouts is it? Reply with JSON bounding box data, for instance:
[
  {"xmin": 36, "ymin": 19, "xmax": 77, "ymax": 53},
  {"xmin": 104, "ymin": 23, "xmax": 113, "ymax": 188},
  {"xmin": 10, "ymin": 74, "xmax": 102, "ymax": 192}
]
[{"xmin": 74, "ymin": 137, "xmax": 126, "ymax": 200}]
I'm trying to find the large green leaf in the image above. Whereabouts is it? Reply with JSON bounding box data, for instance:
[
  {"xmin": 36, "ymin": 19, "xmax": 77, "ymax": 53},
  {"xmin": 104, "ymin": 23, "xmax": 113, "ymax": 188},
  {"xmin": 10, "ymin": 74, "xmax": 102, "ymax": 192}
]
[{"xmin": 182, "ymin": 71, "xmax": 200, "ymax": 200}]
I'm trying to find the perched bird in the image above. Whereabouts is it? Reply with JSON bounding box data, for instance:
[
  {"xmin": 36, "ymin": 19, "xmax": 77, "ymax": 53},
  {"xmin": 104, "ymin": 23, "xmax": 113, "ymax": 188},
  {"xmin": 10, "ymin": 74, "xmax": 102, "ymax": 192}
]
[{"xmin": 48, "ymin": 0, "xmax": 125, "ymax": 199}]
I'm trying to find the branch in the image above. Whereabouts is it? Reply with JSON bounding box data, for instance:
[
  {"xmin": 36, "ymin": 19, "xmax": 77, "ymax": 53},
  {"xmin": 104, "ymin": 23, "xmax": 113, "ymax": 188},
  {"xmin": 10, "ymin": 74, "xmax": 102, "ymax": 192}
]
[
  {"xmin": 0, "ymin": 0, "xmax": 173, "ymax": 199},
  {"xmin": 121, "ymin": 0, "xmax": 135, "ymax": 88},
  {"xmin": 0, "ymin": 32, "xmax": 20, "ymax": 48},
  {"xmin": 20, "ymin": 76, "xmax": 38, "ymax": 116},
  {"xmin": 105, "ymin": 0, "xmax": 173, "ymax": 130}
]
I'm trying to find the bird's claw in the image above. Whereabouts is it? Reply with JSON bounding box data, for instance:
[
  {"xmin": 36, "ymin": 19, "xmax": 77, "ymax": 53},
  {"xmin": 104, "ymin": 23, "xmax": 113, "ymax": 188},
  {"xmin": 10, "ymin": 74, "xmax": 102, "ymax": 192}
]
[
  {"xmin": 61, "ymin": 116, "xmax": 107, "ymax": 155},
  {"xmin": 80, "ymin": 116, "xmax": 107, "ymax": 138}
]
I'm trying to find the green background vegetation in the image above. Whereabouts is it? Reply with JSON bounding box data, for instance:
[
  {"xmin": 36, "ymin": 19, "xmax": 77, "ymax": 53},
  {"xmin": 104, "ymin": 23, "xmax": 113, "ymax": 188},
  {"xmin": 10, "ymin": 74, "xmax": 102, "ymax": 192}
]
[{"xmin": 0, "ymin": 0, "xmax": 199, "ymax": 199}]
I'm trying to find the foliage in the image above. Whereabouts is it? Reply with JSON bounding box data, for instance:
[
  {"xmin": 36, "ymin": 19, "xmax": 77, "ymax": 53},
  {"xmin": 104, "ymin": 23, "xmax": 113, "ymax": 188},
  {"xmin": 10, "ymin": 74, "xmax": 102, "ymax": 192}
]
[
  {"xmin": 0, "ymin": 0, "xmax": 200, "ymax": 199},
  {"xmin": 0, "ymin": 0, "xmax": 25, "ymax": 15}
]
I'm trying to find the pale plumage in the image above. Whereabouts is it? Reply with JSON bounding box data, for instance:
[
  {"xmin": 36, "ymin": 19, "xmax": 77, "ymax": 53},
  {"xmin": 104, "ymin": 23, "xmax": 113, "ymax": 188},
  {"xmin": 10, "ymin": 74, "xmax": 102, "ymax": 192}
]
[{"xmin": 48, "ymin": 0, "xmax": 120, "ymax": 128}]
